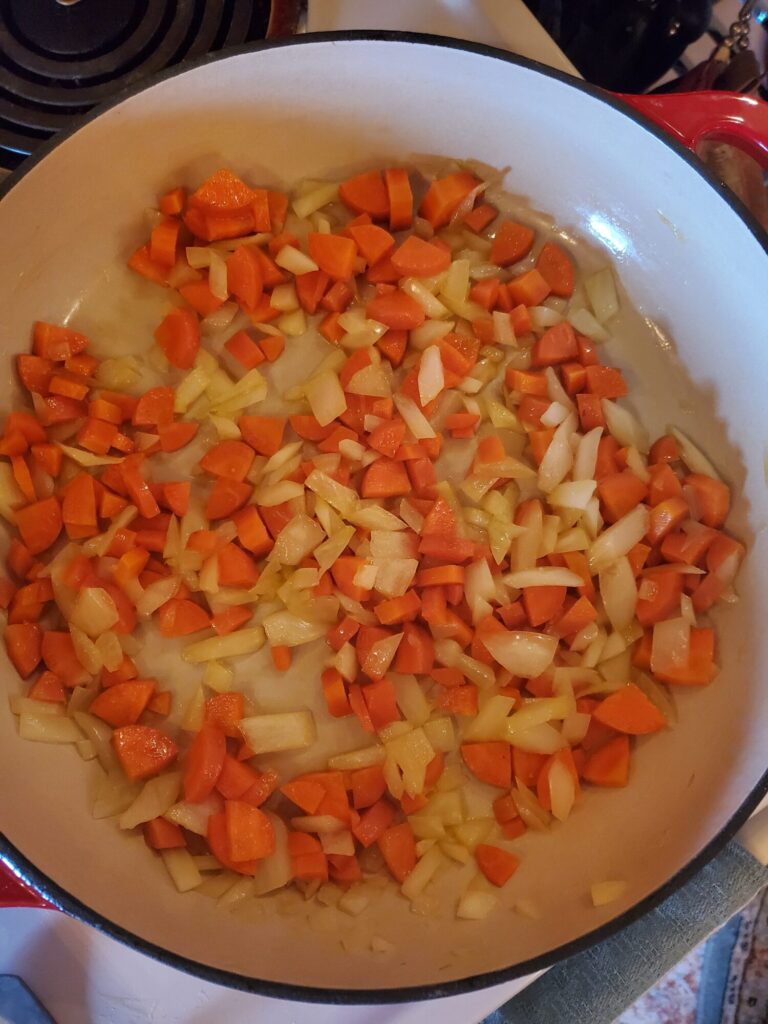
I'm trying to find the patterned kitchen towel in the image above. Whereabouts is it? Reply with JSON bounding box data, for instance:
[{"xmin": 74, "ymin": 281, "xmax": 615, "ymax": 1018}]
[
  {"xmin": 483, "ymin": 839, "xmax": 768, "ymax": 1024},
  {"xmin": 697, "ymin": 886, "xmax": 768, "ymax": 1024}
]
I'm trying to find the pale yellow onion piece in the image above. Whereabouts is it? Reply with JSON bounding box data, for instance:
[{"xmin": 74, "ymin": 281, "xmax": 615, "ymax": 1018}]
[
  {"xmin": 292, "ymin": 815, "xmax": 347, "ymax": 834},
  {"xmin": 119, "ymin": 771, "xmax": 182, "ymax": 830},
  {"xmin": 473, "ymin": 457, "xmax": 536, "ymax": 481},
  {"xmin": 263, "ymin": 611, "xmax": 327, "ymax": 648},
  {"xmin": 555, "ymin": 526, "xmax": 591, "ymax": 554},
  {"xmin": 485, "ymin": 399, "xmax": 524, "ymax": 432},
  {"xmin": 386, "ymin": 727, "xmax": 435, "ymax": 798},
  {"xmin": 165, "ymin": 793, "xmax": 223, "ymax": 836},
  {"xmin": 585, "ymin": 267, "xmax": 619, "ymax": 323},
  {"xmin": 183, "ymin": 627, "xmax": 265, "ymax": 663},
  {"xmin": 72, "ymin": 711, "xmax": 116, "ymax": 771},
  {"xmin": 569, "ymin": 306, "xmax": 609, "ymax": 343},
  {"xmin": 531, "ymin": 306, "xmax": 564, "ymax": 329},
  {"xmin": 512, "ymin": 782, "xmax": 550, "ymax": 831},
  {"xmin": 588, "ymin": 504, "xmax": 650, "ymax": 574},
  {"xmin": 537, "ymin": 415, "xmax": 575, "ymax": 493},
  {"xmin": 174, "ymin": 353, "xmax": 218, "ymax": 414},
  {"xmin": 82, "ymin": 505, "xmax": 138, "ymax": 559},
  {"xmin": 372, "ymin": 559, "xmax": 419, "ymax": 604},
  {"xmin": 136, "ymin": 575, "xmax": 180, "ymax": 618},
  {"xmin": 95, "ymin": 631, "xmax": 124, "ymax": 672},
  {"xmin": 185, "ymin": 245, "xmax": 212, "ymax": 269},
  {"xmin": 573, "ymin": 426, "xmax": 603, "ymax": 481},
  {"xmin": 304, "ymin": 469, "xmax": 358, "ymax": 516},
  {"xmin": 57, "ymin": 443, "xmax": 123, "ymax": 468},
  {"xmin": 275, "ymin": 243, "xmax": 319, "ymax": 275},
  {"xmin": 401, "ymin": 278, "xmax": 450, "ymax": 318},
  {"xmin": 399, "ymin": 499, "xmax": 424, "ymax": 534},
  {"xmin": 209, "ymin": 414, "xmax": 241, "ymax": 441},
  {"xmin": 393, "ymin": 393, "xmax": 436, "ymax": 440},
  {"xmin": 425, "ymin": 790, "xmax": 463, "ymax": 825},
  {"xmin": 181, "ymin": 686, "xmax": 205, "ymax": 732},
  {"xmin": 562, "ymin": 711, "xmax": 591, "ymax": 745},
  {"xmin": 278, "ymin": 308, "xmax": 307, "ymax": 338},
  {"xmin": 509, "ymin": 722, "xmax": 566, "ymax": 754},
  {"xmin": 391, "ymin": 674, "xmax": 431, "ymax": 726},
  {"xmin": 506, "ymin": 695, "xmax": 575, "ymax": 736},
  {"xmin": 422, "ymin": 717, "xmax": 456, "ymax": 753},
  {"xmin": 18, "ymin": 712, "xmax": 82, "ymax": 744},
  {"xmin": 346, "ymin": 364, "xmax": 392, "ymax": 398},
  {"xmin": 410, "ymin": 319, "xmax": 454, "ymax": 350},
  {"xmin": 670, "ymin": 427, "xmax": 721, "ymax": 480},
  {"xmin": 321, "ymin": 831, "xmax": 356, "ymax": 858},
  {"xmin": 434, "ymin": 639, "xmax": 495, "ymax": 688},
  {"xmin": 651, "ymin": 616, "xmax": 691, "ymax": 675},
  {"xmin": 272, "ymin": 513, "xmax": 326, "ymax": 566},
  {"xmin": 353, "ymin": 562, "xmax": 377, "ymax": 590},
  {"xmin": 626, "ymin": 446, "xmax": 650, "ymax": 484},
  {"xmin": 328, "ymin": 745, "xmax": 385, "ymax": 771},
  {"xmin": 208, "ymin": 249, "xmax": 229, "ymax": 301},
  {"xmin": 331, "ymin": 641, "xmax": 358, "ymax": 683},
  {"xmin": 464, "ymin": 559, "xmax": 496, "ymax": 609},
  {"xmin": 591, "ymin": 880, "xmax": 627, "ymax": 907},
  {"xmin": 0, "ymin": 464, "xmax": 26, "ymax": 522},
  {"xmin": 68, "ymin": 586, "xmax": 119, "ymax": 638},
  {"xmin": 510, "ymin": 498, "xmax": 543, "ymax": 572},
  {"xmin": 314, "ymin": 525, "xmax": 355, "ymax": 574},
  {"xmin": 162, "ymin": 849, "xmax": 202, "ymax": 893},
  {"xmin": 548, "ymin": 479, "xmax": 597, "ymax": 511},
  {"xmin": 305, "ymin": 370, "xmax": 347, "ymax": 427},
  {"xmin": 270, "ymin": 281, "xmax": 299, "ymax": 312},
  {"xmin": 632, "ymin": 671, "xmax": 677, "ymax": 725},
  {"xmin": 203, "ymin": 659, "xmax": 233, "ymax": 694},
  {"xmin": 370, "ymin": 530, "xmax": 417, "ymax": 559},
  {"xmin": 240, "ymin": 710, "xmax": 317, "ymax": 754},
  {"xmin": 198, "ymin": 554, "xmax": 219, "ymax": 594},
  {"xmin": 418, "ymin": 345, "xmax": 445, "ymax": 405},
  {"xmin": 483, "ymin": 629, "xmax": 558, "ymax": 678},
  {"xmin": 9, "ymin": 696, "xmax": 64, "ymax": 717},
  {"xmin": 549, "ymin": 758, "xmax": 576, "ymax": 822},
  {"xmin": 540, "ymin": 401, "xmax": 570, "ymax": 428},
  {"xmin": 338, "ymin": 439, "xmax": 367, "ymax": 462},
  {"xmin": 95, "ymin": 356, "xmax": 141, "ymax": 391},
  {"xmin": 363, "ymin": 632, "xmax": 403, "ymax": 678},
  {"xmin": 462, "ymin": 695, "xmax": 516, "ymax": 741},
  {"xmin": 599, "ymin": 556, "xmax": 637, "ymax": 632},
  {"xmin": 92, "ymin": 769, "xmax": 142, "ymax": 819},
  {"xmin": 602, "ymin": 399, "xmax": 649, "ymax": 454},
  {"xmin": 292, "ymin": 182, "xmax": 338, "ymax": 220},
  {"xmin": 503, "ymin": 567, "xmax": 583, "ymax": 589},
  {"xmin": 348, "ymin": 505, "xmax": 406, "ymax": 532},
  {"xmin": 452, "ymin": 819, "xmax": 494, "ymax": 850}
]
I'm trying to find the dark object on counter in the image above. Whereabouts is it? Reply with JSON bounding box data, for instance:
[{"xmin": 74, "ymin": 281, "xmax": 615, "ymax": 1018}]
[
  {"xmin": 0, "ymin": 0, "xmax": 303, "ymax": 172},
  {"xmin": 522, "ymin": 0, "xmax": 713, "ymax": 91}
]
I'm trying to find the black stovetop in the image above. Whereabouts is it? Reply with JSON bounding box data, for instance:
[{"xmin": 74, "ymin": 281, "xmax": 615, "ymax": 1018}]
[{"xmin": 0, "ymin": 0, "xmax": 298, "ymax": 172}]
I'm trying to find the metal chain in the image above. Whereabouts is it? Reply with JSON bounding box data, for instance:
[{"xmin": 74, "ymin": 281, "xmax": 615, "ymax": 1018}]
[{"xmin": 723, "ymin": 0, "xmax": 757, "ymax": 52}]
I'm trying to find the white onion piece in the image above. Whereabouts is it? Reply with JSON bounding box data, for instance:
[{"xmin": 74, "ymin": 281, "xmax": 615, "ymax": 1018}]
[
  {"xmin": 540, "ymin": 401, "xmax": 569, "ymax": 428},
  {"xmin": 544, "ymin": 367, "xmax": 575, "ymax": 413},
  {"xmin": 599, "ymin": 556, "xmax": 637, "ymax": 632},
  {"xmin": 651, "ymin": 617, "xmax": 691, "ymax": 675},
  {"xmin": 602, "ymin": 400, "xmax": 649, "ymax": 454},
  {"xmin": 119, "ymin": 772, "xmax": 182, "ymax": 830},
  {"xmin": 510, "ymin": 499, "xmax": 543, "ymax": 572},
  {"xmin": 625, "ymin": 446, "xmax": 650, "ymax": 484},
  {"xmin": 370, "ymin": 530, "xmax": 418, "ymax": 559},
  {"xmin": 208, "ymin": 250, "xmax": 229, "ymax": 301},
  {"xmin": 512, "ymin": 783, "xmax": 550, "ymax": 831},
  {"xmin": 292, "ymin": 182, "xmax": 339, "ymax": 219},
  {"xmin": 671, "ymin": 428, "xmax": 721, "ymax": 480},
  {"xmin": 440, "ymin": 259, "xmax": 471, "ymax": 307},
  {"xmin": 410, "ymin": 319, "xmax": 454, "ymax": 350},
  {"xmin": 136, "ymin": 575, "xmax": 180, "ymax": 619},
  {"xmin": 401, "ymin": 279, "xmax": 449, "ymax": 319},
  {"xmin": 305, "ymin": 371, "xmax": 347, "ymax": 427},
  {"xmin": 585, "ymin": 267, "xmax": 619, "ymax": 323},
  {"xmin": 588, "ymin": 505, "xmax": 649, "ymax": 573},
  {"xmin": 418, "ymin": 346, "xmax": 445, "ymax": 405},
  {"xmin": 69, "ymin": 587, "xmax": 119, "ymax": 638},
  {"xmin": 548, "ymin": 479, "xmax": 597, "ymax": 511},
  {"xmin": 483, "ymin": 630, "xmax": 558, "ymax": 678},
  {"xmin": 273, "ymin": 514, "xmax": 325, "ymax": 566},
  {"xmin": 275, "ymin": 244, "xmax": 319, "ymax": 275},
  {"xmin": 548, "ymin": 759, "xmax": 576, "ymax": 822},
  {"xmin": 562, "ymin": 711, "xmax": 591, "ymax": 745},
  {"xmin": 538, "ymin": 417, "xmax": 575, "ymax": 493},
  {"xmin": 346, "ymin": 364, "xmax": 392, "ymax": 398},
  {"xmin": 305, "ymin": 469, "xmax": 358, "ymax": 516},
  {"xmin": 348, "ymin": 505, "xmax": 406, "ymax": 532},
  {"xmin": 529, "ymin": 305, "xmax": 563, "ymax": 329},
  {"xmin": 393, "ymin": 394, "xmax": 436, "ymax": 440},
  {"xmin": 492, "ymin": 311, "xmax": 515, "ymax": 346},
  {"xmin": 263, "ymin": 611, "xmax": 327, "ymax": 647},
  {"xmin": 462, "ymin": 695, "xmax": 516, "ymax": 741},
  {"xmin": 503, "ymin": 567, "xmax": 583, "ymax": 589},
  {"xmin": 509, "ymin": 722, "xmax": 565, "ymax": 755},
  {"xmin": 568, "ymin": 307, "xmax": 609, "ymax": 343},
  {"xmin": 240, "ymin": 711, "xmax": 316, "ymax": 754},
  {"xmin": 573, "ymin": 427, "xmax": 603, "ymax": 481},
  {"xmin": 373, "ymin": 558, "xmax": 419, "ymax": 598},
  {"xmin": 364, "ymin": 633, "xmax": 403, "ymax": 678}
]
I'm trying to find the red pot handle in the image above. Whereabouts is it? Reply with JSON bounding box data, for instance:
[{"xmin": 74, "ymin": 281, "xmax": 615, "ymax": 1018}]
[
  {"xmin": 0, "ymin": 859, "xmax": 51, "ymax": 910},
  {"xmin": 615, "ymin": 91, "xmax": 768, "ymax": 170}
]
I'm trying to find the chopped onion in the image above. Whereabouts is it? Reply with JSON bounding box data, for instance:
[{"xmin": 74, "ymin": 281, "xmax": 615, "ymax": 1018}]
[
  {"xmin": 263, "ymin": 611, "xmax": 327, "ymax": 647},
  {"xmin": 393, "ymin": 394, "xmax": 436, "ymax": 440},
  {"xmin": 508, "ymin": 720, "xmax": 565, "ymax": 754},
  {"xmin": 602, "ymin": 400, "xmax": 649, "ymax": 454},
  {"xmin": 573, "ymin": 427, "xmax": 603, "ymax": 481},
  {"xmin": 529, "ymin": 305, "xmax": 563, "ymax": 329},
  {"xmin": 69, "ymin": 587, "xmax": 119, "ymax": 638},
  {"xmin": 364, "ymin": 632, "xmax": 403, "ymax": 678},
  {"xmin": 57, "ymin": 444, "xmax": 123, "ymax": 468},
  {"xmin": 348, "ymin": 505, "xmax": 406, "ymax": 532},
  {"xmin": 391, "ymin": 674, "xmax": 431, "ymax": 726},
  {"xmin": 418, "ymin": 345, "xmax": 445, "ymax": 405},
  {"xmin": 599, "ymin": 556, "xmax": 637, "ymax": 632},
  {"xmin": 512, "ymin": 782, "xmax": 550, "ymax": 831},
  {"xmin": 671, "ymin": 428, "xmax": 721, "ymax": 479},
  {"xmin": 651, "ymin": 617, "xmax": 691, "ymax": 675},
  {"xmin": 410, "ymin": 319, "xmax": 454, "ymax": 350},
  {"xmin": 18, "ymin": 712, "xmax": 82, "ymax": 744},
  {"xmin": 401, "ymin": 279, "xmax": 449, "ymax": 319},
  {"xmin": 549, "ymin": 479, "xmax": 597, "ymax": 511},
  {"xmin": 70, "ymin": 625, "xmax": 103, "ymax": 674},
  {"xmin": 504, "ymin": 567, "xmax": 583, "ymax": 589},
  {"xmin": 492, "ymin": 311, "xmax": 515, "ymax": 346},
  {"xmin": 304, "ymin": 469, "xmax": 358, "ymax": 516},
  {"xmin": 463, "ymin": 695, "xmax": 517, "ymax": 741},
  {"xmin": 562, "ymin": 711, "xmax": 591, "ymax": 745},
  {"xmin": 208, "ymin": 249, "xmax": 229, "ymax": 301},
  {"xmin": 588, "ymin": 504, "xmax": 650, "ymax": 574},
  {"xmin": 240, "ymin": 710, "xmax": 316, "ymax": 754},
  {"xmin": 422, "ymin": 717, "xmax": 456, "ymax": 753},
  {"xmin": 292, "ymin": 182, "xmax": 338, "ymax": 219},
  {"xmin": 272, "ymin": 514, "xmax": 325, "ymax": 566},
  {"xmin": 347, "ymin": 363, "xmax": 392, "ymax": 398},
  {"xmin": 275, "ymin": 244, "xmax": 319, "ymax": 275},
  {"xmin": 136, "ymin": 575, "xmax": 180, "ymax": 618},
  {"xmin": 119, "ymin": 772, "xmax": 182, "ymax": 830},
  {"xmin": 549, "ymin": 758, "xmax": 576, "ymax": 821},
  {"xmin": 537, "ymin": 417, "xmax": 574, "ymax": 493},
  {"xmin": 569, "ymin": 307, "xmax": 609, "ymax": 343},
  {"xmin": 401, "ymin": 845, "xmax": 446, "ymax": 902},
  {"xmin": 165, "ymin": 793, "xmax": 222, "ymax": 835},
  {"xmin": 483, "ymin": 631, "xmax": 558, "ymax": 685},
  {"xmin": 625, "ymin": 446, "xmax": 650, "ymax": 483},
  {"xmin": 182, "ymin": 627, "xmax": 265, "ymax": 663},
  {"xmin": 585, "ymin": 267, "xmax": 619, "ymax": 323},
  {"xmin": 161, "ymin": 849, "xmax": 202, "ymax": 893}
]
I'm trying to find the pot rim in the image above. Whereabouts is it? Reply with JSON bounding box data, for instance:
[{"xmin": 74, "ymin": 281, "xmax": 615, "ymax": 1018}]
[{"xmin": 1, "ymin": 30, "xmax": 766, "ymax": 1005}]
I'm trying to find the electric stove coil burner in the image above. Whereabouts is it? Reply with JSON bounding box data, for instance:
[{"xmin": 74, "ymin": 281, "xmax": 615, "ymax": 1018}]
[{"xmin": 0, "ymin": 0, "xmax": 301, "ymax": 171}]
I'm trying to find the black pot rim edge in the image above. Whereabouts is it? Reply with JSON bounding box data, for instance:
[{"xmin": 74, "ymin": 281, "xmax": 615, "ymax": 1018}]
[{"xmin": 1, "ymin": 28, "xmax": 767, "ymax": 1007}]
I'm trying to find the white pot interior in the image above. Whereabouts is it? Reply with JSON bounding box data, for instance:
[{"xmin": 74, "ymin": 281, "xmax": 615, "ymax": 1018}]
[{"xmin": 0, "ymin": 37, "xmax": 766, "ymax": 995}]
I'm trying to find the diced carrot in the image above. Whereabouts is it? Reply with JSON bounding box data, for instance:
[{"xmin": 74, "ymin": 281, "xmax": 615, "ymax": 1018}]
[
  {"xmin": 226, "ymin": 246, "xmax": 264, "ymax": 311},
  {"xmin": 49, "ymin": 374, "xmax": 89, "ymax": 401},
  {"xmin": 154, "ymin": 307, "xmax": 200, "ymax": 369},
  {"xmin": 393, "ymin": 622, "xmax": 434, "ymax": 674},
  {"xmin": 308, "ymin": 233, "xmax": 357, "ymax": 280},
  {"xmin": 33, "ymin": 321, "xmax": 89, "ymax": 360},
  {"xmin": 225, "ymin": 801, "xmax": 275, "ymax": 862},
  {"xmin": 384, "ymin": 168, "xmax": 413, "ymax": 231},
  {"xmin": 654, "ymin": 627, "xmax": 716, "ymax": 686},
  {"xmin": 576, "ymin": 393, "xmax": 606, "ymax": 432},
  {"xmin": 585, "ymin": 365, "xmax": 627, "ymax": 399},
  {"xmin": 199, "ymin": 439, "xmax": 254, "ymax": 482},
  {"xmin": 207, "ymin": 812, "xmax": 259, "ymax": 875},
  {"xmin": 491, "ymin": 221, "xmax": 535, "ymax": 267},
  {"xmin": 158, "ymin": 598, "xmax": 210, "ymax": 637},
  {"xmin": 339, "ymin": 170, "xmax": 389, "ymax": 220},
  {"xmin": 90, "ymin": 680, "xmax": 156, "ymax": 728},
  {"xmin": 391, "ymin": 235, "xmax": 451, "ymax": 278},
  {"xmin": 205, "ymin": 478, "xmax": 252, "ymax": 520},
  {"xmin": 14, "ymin": 497, "xmax": 62, "ymax": 556},
  {"xmin": 225, "ymin": 330, "xmax": 265, "ymax": 369},
  {"xmin": 649, "ymin": 434, "xmax": 680, "ymax": 465},
  {"xmin": 684, "ymin": 474, "xmax": 730, "ymax": 528},
  {"xmin": 351, "ymin": 797, "xmax": 396, "ymax": 848},
  {"xmin": 183, "ymin": 724, "xmax": 226, "ymax": 802},
  {"xmin": 461, "ymin": 741, "xmax": 511, "ymax": 788},
  {"xmin": 522, "ymin": 585, "xmax": 567, "ymax": 628},
  {"xmin": 147, "ymin": 691, "xmax": 172, "ymax": 716},
  {"xmin": 536, "ymin": 241, "xmax": 575, "ymax": 297},
  {"xmin": 463, "ymin": 202, "xmax": 497, "ymax": 233},
  {"xmin": 217, "ymin": 756, "xmax": 262, "ymax": 800},
  {"xmin": 507, "ymin": 269, "xmax": 551, "ymax": 307},
  {"xmin": 4, "ymin": 622, "xmax": 42, "ymax": 678},
  {"xmin": 475, "ymin": 844, "xmax": 520, "ymax": 887},
  {"xmin": 143, "ymin": 817, "xmax": 186, "ymax": 850},
  {"xmin": 259, "ymin": 333, "xmax": 285, "ymax": 362},
  {"xmin": 150, "ymin": 218, "xmax": 180, "ymax": 267},
  {"xmin": 419, "ymin": 171, "xmax": 479, "ymax": 229},
  {"xmin": 112, "ymin": 725, "xmax": 178, "ymax": 781},
  {"xmin": 647, "ymin": 496, "xmax": 689, "ymax": 545},
  {"xmin": 41, "ymin": 631, "xmax": 88, "ymax": 686},
  {"xmin": 178, "ymin": 277, "xmax": 224, "ymax": 317},
  {"xmin": 362, "ymin": 677, "xmax": 401, "ymax": 730},
  {"xmin": 636, "ymin": 569, "xmax": 684, "ymax": 626},
  {"xmin": 17, "ymin": 354, "xmax": 54, "ymax": 395},
  {"xmin": 366, "ymin": 290, "xmax": 425, "ymax": 331},
  {"xmin": 204, "ymin": 692, "xmax": 244, "ymax": 739},
  {"xmin": 505, "ymin": 368, "xmax": 548, "ymax": 396},
  {"xmin": 531, "ymin": 322, "xmax": 578, "ymax": 367},
  {"xmin": 378, "ymin": 823, "xmax": 417, "ymax": 882},
  {"xmin": 120, "ymin": 455, "xmax": 160, "ymax": 519},
  {"xmin": 217, "ymin": 543, "xmax": 259, "ymax": 588},
  {"xmin": 348, "ymin": 224, "xmax": 395, "ymax": 267},
  {"xmin": 189, "ymin": 168, "xmax": 255, "ymax": 212},
  {"xmin": 361, "ymin": 459, "xmax": 411, "ymax": 498},
  {"xmin": 133, "ymin": 387, "xmax": 175, "ymax": 428},
  {"xmin": 159, "ymin": 186, "xmax": 186, "ymax": 217},
  {"xmin": 582, "ymin": 735, "xmax": 630, "ymax": 787},
  {"xmin": 597, "ymin": 471, "xmax": 648, "ymax": 523},
  {"xmin": 593, "ymin": 683, "xmax": 665, "ymax": 735}
]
